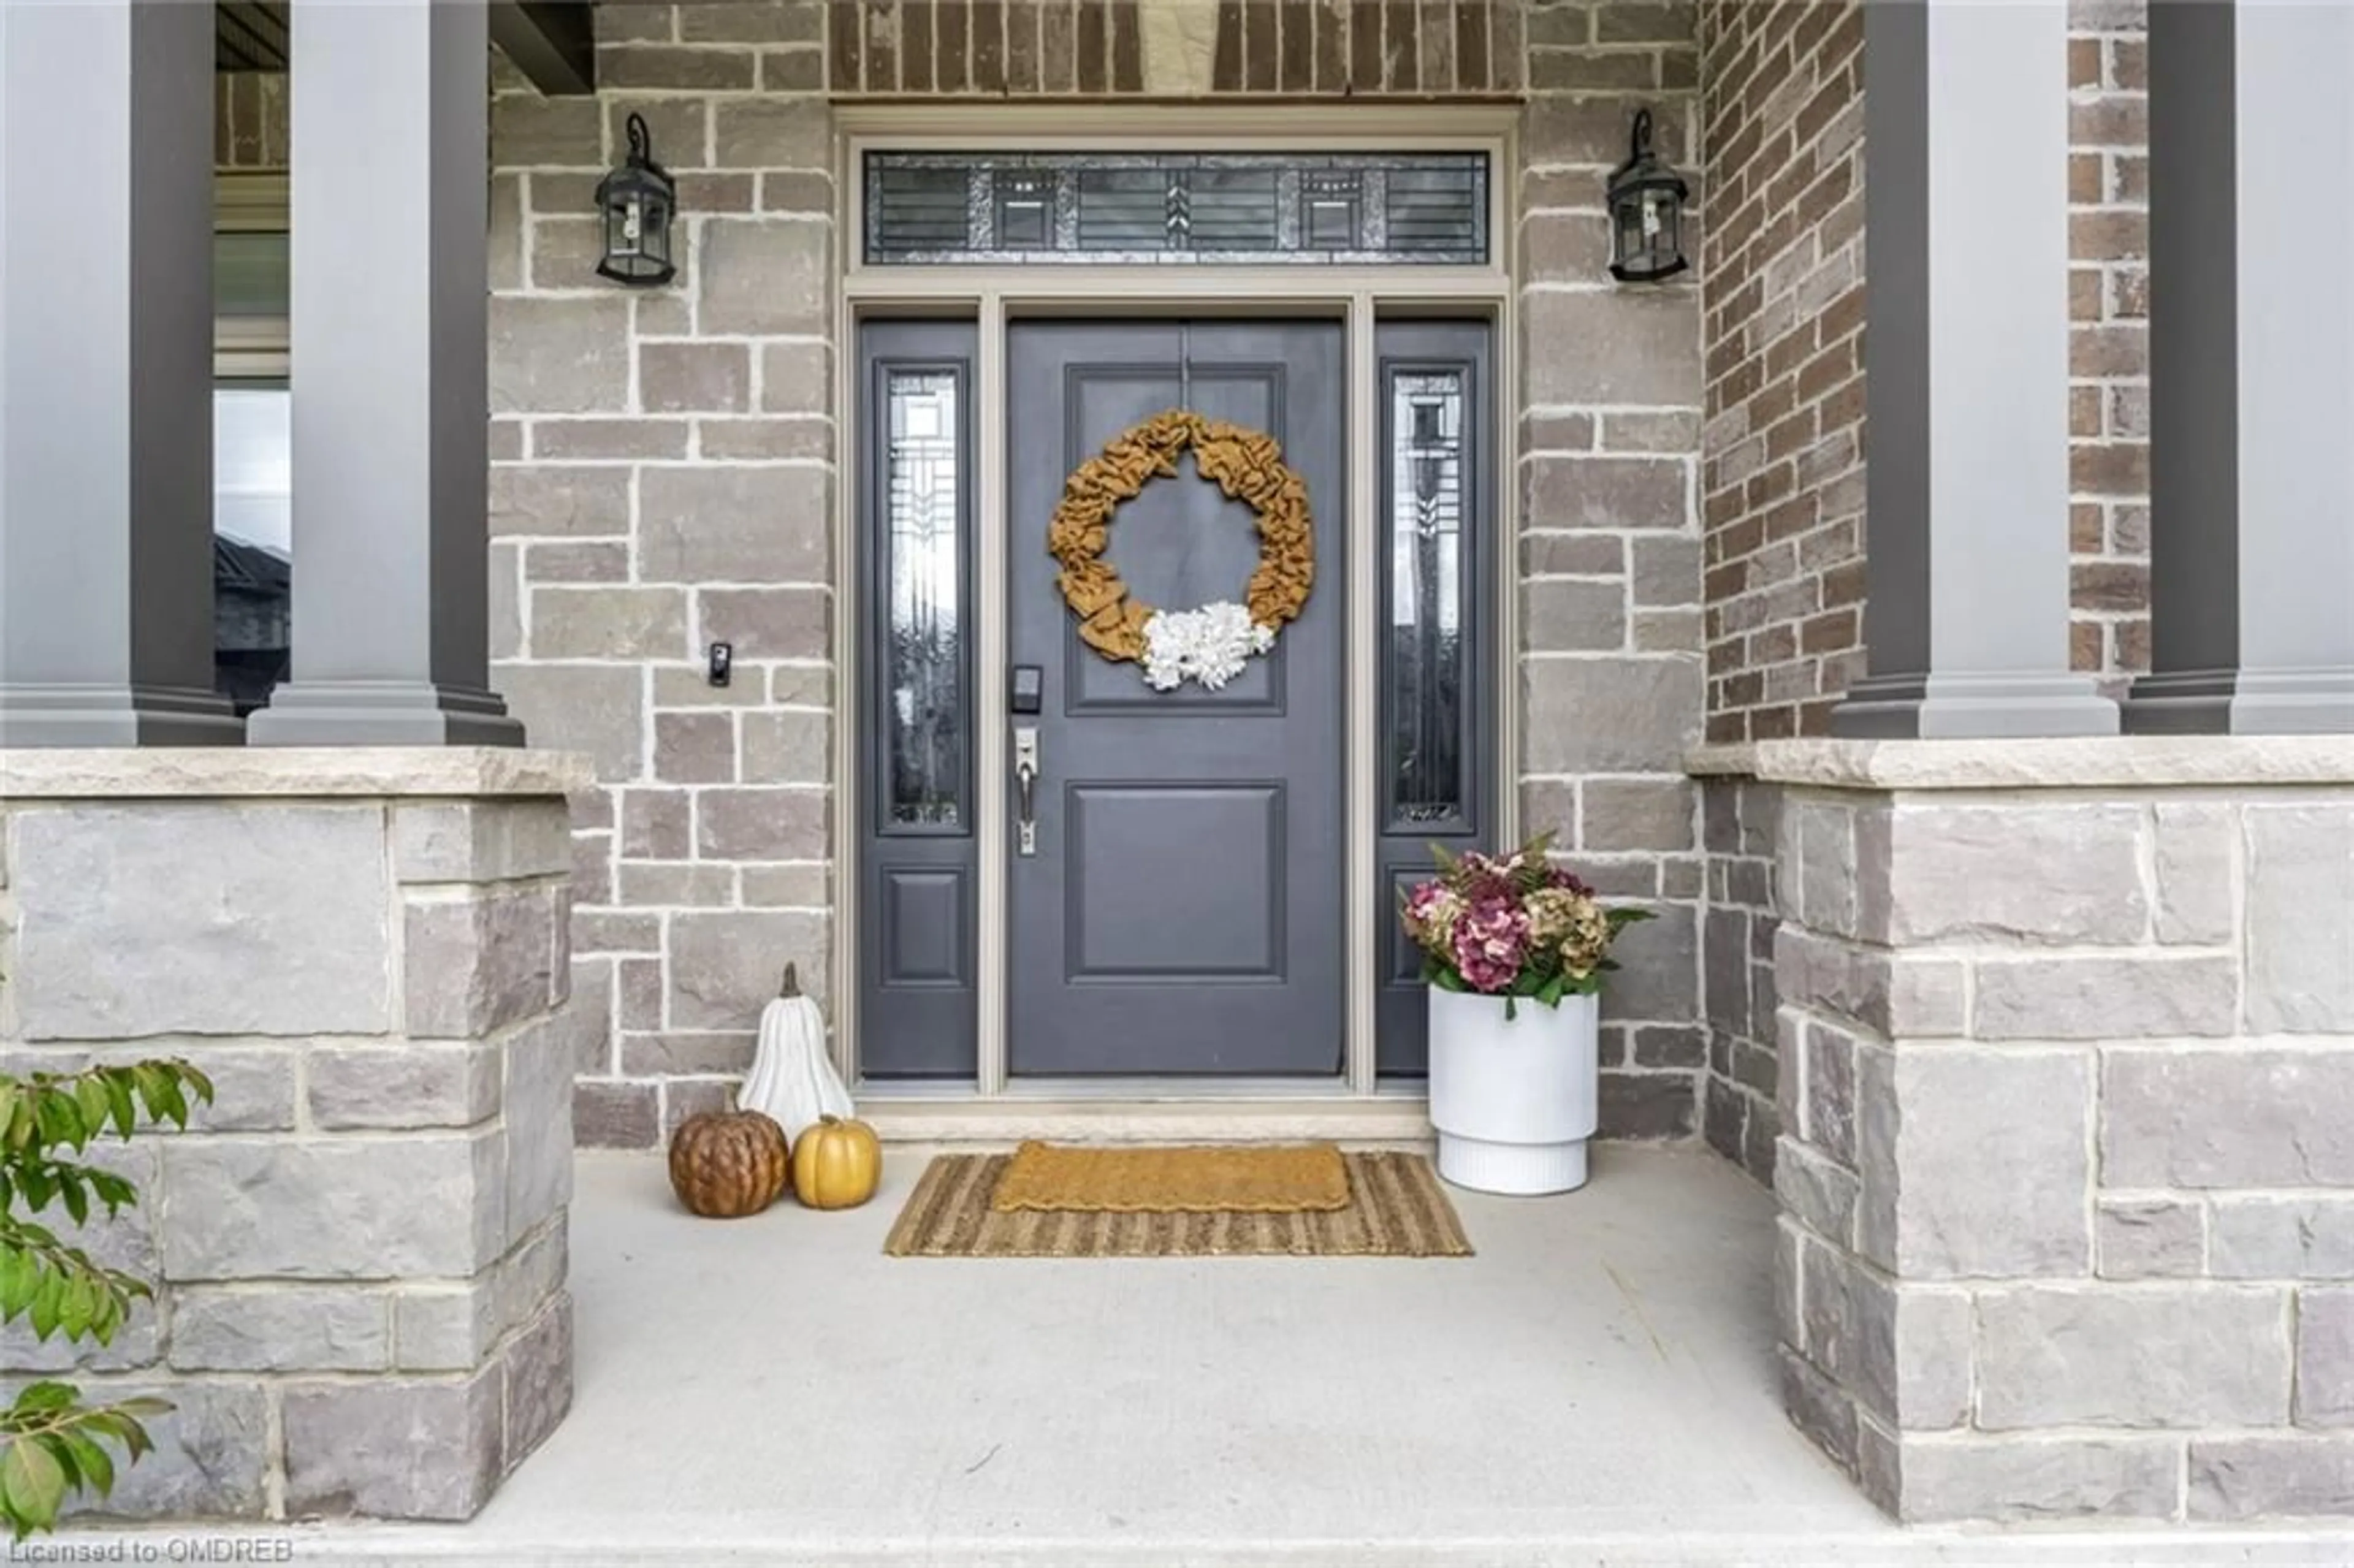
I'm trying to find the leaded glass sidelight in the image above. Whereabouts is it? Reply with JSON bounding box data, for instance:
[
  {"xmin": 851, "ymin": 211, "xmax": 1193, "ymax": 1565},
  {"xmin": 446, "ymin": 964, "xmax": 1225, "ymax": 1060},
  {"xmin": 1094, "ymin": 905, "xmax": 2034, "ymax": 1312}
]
[
  {"xmin": 883, "ymin": 371, "xmax": 964, "ymax": 829},
  {"xmin": 1388, "ymin": 371, "xmax": 1468, "ymax": 828}
]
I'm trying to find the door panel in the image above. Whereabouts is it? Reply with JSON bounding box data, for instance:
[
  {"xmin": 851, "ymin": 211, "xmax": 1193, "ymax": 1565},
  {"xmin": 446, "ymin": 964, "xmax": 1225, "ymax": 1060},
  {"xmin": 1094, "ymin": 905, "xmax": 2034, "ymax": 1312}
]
[
  {"xmin": 1067, "ymin": 783, "xmax": 1285, "ymax": 978},
  {"xmin": 1008, "ymin": 321, "xmax": 1346, "ymax": 1077},
  {"xmin": 879, "ymin": 869, "xmax": 967, "ymax": 984}
]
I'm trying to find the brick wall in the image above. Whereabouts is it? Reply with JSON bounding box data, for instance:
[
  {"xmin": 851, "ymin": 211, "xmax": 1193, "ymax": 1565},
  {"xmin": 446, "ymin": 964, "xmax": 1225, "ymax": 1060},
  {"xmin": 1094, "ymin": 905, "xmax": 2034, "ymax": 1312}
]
[
  {"xmin": 1774, "ymin": 775, "xmax": 2354, "ymax": 1523},
  {"xmin": 2068, "ymin": 0, "xmax": 2150, "ymax": 690},
  {"xmin": 1694, "ymin": 0, "xmax": 1864, "ymax": 745},
  {"xmin": 823, "ymin": 0, "xmax": 1524, "ymax": 96},
  {"xmin": 1694, "ymin": 0, "xmax": 2152, "ymax": 746}
]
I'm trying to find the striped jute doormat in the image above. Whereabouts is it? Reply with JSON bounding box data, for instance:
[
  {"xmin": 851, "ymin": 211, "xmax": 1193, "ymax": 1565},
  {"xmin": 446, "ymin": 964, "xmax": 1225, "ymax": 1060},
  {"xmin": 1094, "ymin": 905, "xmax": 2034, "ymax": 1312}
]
[{"xmin": 883, "ymin": 1151, "xmax": 1473, "ymax": 1258}]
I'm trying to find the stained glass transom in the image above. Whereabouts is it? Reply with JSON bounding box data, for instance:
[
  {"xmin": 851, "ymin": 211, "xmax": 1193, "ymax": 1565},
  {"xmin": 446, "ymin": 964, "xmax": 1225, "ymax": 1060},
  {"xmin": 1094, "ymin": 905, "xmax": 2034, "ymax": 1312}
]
[{"xmin": 864, "ymin": 152, "xmax": 1489, "ymax": 265}]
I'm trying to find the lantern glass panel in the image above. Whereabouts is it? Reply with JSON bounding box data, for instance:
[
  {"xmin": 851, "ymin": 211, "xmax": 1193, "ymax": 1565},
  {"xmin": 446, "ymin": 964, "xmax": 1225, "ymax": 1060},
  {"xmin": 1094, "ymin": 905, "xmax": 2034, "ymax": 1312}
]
[{"xmin": 1655, "ymin": 197, "xmax": 1683, "ymax": 271}]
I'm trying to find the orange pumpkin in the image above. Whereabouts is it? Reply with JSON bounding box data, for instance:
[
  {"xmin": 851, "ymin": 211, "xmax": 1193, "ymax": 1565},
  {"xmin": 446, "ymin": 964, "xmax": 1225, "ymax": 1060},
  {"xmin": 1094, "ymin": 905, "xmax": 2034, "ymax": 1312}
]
[
  {"xmin": 668, "ymin": 1109, "xmax": 790, "ymax": 1218},
  {"xmin": 791, "ymin": 1114, "xmax": 882, "ymax": 1209}
]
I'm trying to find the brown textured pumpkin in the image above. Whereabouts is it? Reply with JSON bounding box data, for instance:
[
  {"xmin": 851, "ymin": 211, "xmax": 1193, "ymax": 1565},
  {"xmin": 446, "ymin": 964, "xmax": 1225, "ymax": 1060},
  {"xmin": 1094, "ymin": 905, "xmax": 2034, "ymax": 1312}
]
[{"xmin": 668, "ymin": 1109, "xmax": 790, "ymax": 1218}]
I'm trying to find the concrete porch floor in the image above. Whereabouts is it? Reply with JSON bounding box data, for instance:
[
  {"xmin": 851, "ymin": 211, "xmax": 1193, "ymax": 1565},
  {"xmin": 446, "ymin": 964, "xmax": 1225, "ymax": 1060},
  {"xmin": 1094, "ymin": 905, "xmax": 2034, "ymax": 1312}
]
[{"xmin": 78, "ymin": 1144, "xmax": 2354, "ymax": 1564}]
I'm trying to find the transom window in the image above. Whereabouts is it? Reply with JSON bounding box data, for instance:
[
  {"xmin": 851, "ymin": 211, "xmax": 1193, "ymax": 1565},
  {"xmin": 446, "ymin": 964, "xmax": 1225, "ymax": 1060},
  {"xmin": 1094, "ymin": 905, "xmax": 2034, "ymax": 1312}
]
[{"xmin": 863, "ymin": 151, "xmax": 1490, "ymax": 266}]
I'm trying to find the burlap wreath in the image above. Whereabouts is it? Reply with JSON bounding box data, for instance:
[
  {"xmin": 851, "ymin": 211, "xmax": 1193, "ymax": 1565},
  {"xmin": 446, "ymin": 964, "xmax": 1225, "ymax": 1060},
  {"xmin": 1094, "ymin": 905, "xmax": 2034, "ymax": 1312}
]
[{"xmin": 1045, "ymin": 409, "xmax": 1315, "ymax": 664}]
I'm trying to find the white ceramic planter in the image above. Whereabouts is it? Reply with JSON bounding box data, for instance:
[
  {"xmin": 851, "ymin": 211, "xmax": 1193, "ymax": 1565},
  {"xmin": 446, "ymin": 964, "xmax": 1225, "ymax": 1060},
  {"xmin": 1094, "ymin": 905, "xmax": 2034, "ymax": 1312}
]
[{"xmin": 1426, "ymin": 986, "xmax": 1601, "ymax": 1195}]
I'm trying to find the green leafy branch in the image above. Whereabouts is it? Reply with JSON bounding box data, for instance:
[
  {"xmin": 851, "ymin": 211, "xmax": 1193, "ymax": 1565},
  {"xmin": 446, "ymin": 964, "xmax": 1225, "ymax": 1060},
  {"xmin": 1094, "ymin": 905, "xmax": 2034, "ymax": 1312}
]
[
  {"xmin": 0, "ymin": 1061, "xmax": 211, "ymax": 1539},
  {"xmin": 0, "ymin": 1383, "xmax": 167, "ymax": 1536}
]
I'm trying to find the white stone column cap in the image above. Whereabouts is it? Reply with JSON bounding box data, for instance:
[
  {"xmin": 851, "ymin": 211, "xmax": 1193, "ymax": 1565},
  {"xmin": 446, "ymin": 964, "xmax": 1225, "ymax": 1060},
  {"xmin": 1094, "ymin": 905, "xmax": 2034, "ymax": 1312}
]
[
  {"xmin": 1686, "ymin": 736, "xmax": 2354, "ymax": 791},
  {"xmin": 0, "ymin": 747, "xmax": 590, "ymax": 800}
]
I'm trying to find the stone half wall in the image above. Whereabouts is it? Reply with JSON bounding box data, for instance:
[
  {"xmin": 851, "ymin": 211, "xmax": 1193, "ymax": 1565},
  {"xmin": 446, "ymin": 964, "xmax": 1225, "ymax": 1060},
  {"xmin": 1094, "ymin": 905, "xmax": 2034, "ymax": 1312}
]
[
  {"xmin": 1759, "ymin": 740, "xmax": 2354, "ymax": 1524},
  {"xmin": 0, "ymin": 753, "xmax": 585, "ymax": 1523},
  {"xmin": 465, "ymin": 0, "xmax": 1716, "ymax": 1143},
  {"xmin": 1697, "ymin": 774, "xmax": 1779, "ymax": 1185},
  {"xmin": 1692, "ymin": 0, "xmax": 2152, "ymax": 743}
]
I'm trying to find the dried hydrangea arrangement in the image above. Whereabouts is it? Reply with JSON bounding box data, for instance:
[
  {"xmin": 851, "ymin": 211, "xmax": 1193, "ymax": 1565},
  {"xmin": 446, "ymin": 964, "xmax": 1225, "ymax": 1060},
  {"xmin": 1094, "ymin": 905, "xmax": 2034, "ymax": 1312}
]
[
  {"xmin": 1139, "ymin": 601, "xmax": 1277, "ymax": 691},
  {"xmin": 1399, "ymin": 831, "xmax": 1653, "ymax": 1016}
]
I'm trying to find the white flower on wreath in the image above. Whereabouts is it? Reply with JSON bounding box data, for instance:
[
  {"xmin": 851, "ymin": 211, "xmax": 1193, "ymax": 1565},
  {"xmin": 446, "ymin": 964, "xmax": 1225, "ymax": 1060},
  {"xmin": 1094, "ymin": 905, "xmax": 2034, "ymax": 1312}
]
[{"xmin": 1140, "ymin": 601, "xmax": 1277, "ymax": 691}]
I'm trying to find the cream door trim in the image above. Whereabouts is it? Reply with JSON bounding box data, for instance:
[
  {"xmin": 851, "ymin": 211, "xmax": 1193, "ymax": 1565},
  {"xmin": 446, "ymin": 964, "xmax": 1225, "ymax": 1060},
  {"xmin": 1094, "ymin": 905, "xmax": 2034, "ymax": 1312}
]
[{"xmin": 831, "ymin": 116, "xmax": 1518, "ymax": 1102}]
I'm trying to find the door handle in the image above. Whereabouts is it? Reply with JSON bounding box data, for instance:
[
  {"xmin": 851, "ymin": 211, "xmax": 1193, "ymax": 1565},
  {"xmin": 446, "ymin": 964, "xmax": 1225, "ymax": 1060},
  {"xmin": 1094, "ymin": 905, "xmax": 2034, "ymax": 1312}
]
[{"xmin": 1013, "ymin": 726, "xmax": 1040, "ymax": 857}]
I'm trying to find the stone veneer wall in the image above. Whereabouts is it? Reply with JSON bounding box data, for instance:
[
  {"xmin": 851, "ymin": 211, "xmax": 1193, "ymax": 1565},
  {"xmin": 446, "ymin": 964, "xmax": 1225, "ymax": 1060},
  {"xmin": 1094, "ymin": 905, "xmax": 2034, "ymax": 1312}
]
[
  {"xmin": 1512, "ymin": 1, "xmax": 1708, "ymax": 1137},
  {"xmin": 464, "ymin": 0, "xmax": 1719, "ymax": 1144},
  {"xmin": 0, "ymin": 756, "xmax": 581, "ymax": 1522},
  {"xmin": 487, "ymin": 2, "xmax": 841, "ymax": 1147},
  {"xmin": 1769, "ymin": 747, "xmax": 2354, "ymax": 1522},
  {"xmin": 1697, "ymin": 775, "xmax": 1778, "ymax": 1183},
  {"xmin": 1693, "ymin": 0, "xmax": 2152, "ymax": 746}
]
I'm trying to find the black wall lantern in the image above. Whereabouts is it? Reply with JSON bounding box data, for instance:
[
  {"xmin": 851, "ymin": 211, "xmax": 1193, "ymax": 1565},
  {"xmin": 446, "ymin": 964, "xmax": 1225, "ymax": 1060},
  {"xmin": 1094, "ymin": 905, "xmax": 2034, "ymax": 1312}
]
[
  {"xmin": 1606, "ymin": 109, "xmax": 1689, "ymax": 284},
  {"xmin": 595, "ymin": 113, "xmax": 677, "ymax": 287}
]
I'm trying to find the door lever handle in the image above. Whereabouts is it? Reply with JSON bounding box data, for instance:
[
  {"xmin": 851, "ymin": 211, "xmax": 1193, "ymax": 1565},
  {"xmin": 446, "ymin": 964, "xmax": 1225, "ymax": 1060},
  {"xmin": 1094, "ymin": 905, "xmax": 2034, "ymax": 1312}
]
[{"xmin": 1013, "ymin": 726, "xmax": 1040, "ymax": 857}]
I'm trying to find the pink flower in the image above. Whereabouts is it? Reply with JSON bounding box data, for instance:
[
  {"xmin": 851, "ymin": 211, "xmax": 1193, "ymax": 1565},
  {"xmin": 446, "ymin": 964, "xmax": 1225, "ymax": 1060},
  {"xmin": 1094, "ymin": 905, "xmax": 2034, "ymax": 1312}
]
[
  {"xmin": 1402, "ymin": 881, "xmax": 1466, "ymax": 953},
  {"xmin": 1452, "ymin": 896, "xmax": 1529, "ymax": 993},
  {"xmin": 1453, "ymin": 855, "xmax": 1515, "ymax": 907}
]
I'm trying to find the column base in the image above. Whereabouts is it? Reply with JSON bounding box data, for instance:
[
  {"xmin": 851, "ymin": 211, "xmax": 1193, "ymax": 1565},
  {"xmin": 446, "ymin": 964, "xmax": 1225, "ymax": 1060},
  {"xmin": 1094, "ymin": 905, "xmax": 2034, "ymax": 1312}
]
[
  {"xmin": 1830, "ymin": 671, "xmax": 2119, "ymax": 739},
  {"xmin": 2126, "ymin": 666, "xmax": 2354, "ymax": 736},
  {"xmin": 247, "ymin": 680, "xmax": 525, "ymax": 747},
  {"xmin": 0, "ymin": 683, "xmax": 243, "ymax": 747}
]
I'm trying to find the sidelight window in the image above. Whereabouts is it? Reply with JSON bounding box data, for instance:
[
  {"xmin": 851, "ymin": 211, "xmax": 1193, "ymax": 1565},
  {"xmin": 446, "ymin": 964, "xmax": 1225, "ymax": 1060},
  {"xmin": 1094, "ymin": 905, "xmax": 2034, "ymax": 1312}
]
[
  {"xmin": 1386, "ymin": 369, "xmax": 1469, "ymax": 829},
  {"xmin": 882, "ymin": 370, "xmax": 967, "ymax": 829}
]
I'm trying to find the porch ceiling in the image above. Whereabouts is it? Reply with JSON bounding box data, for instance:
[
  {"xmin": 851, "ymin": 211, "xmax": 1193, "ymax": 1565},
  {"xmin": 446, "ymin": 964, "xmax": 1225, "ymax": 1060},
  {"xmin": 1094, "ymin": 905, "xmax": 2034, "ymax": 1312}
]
[{"xmin": 214, "ymin": 0, "xmax": 596, "ymax": 95}]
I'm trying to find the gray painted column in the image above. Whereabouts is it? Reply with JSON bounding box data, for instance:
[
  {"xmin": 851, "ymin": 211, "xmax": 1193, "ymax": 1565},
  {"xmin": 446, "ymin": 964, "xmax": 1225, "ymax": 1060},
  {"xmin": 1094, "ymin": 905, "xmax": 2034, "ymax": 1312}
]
[
  {"xmin": 2125, "ymin": 0, "xmax": 2354, "ymax": 734},
  {"xmin": 0, "ymin": 1, "xmax": 242, "ymax": 746},
  {"xmin": 248, "ymin": 0, "xmax": 524, "ymax": 747},
  {"xmin": 1833, "ymin": 0, "xmax": 2117, "ymax": 739}
]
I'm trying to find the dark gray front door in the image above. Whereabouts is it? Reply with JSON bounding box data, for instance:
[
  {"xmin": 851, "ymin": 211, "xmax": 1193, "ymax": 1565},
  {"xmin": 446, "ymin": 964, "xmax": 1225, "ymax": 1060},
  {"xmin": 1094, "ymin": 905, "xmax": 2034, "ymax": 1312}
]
[{"xmin": 1007, "ymin": 321, "xmax": 1346, "ymax": 1077}]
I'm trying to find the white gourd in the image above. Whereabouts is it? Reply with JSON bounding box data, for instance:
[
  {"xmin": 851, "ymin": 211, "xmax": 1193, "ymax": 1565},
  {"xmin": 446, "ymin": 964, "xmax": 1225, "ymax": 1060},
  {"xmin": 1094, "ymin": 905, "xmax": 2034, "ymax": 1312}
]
[{"xmin": 735, "ymin": 964, "xmax": 853, "ymax": 1143}]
